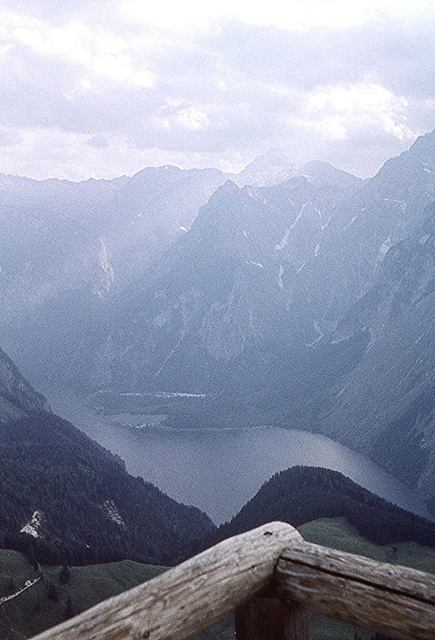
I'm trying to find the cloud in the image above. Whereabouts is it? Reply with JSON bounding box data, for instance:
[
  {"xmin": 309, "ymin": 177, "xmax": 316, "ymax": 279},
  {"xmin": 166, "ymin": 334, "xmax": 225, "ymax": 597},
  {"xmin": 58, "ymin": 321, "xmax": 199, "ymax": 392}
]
[
  {"xmin": 0, "ymin": 3, "xmax": 434, "ymax": 179},
  {"xmin": 0, "ymin": 10, "xmax": 154, "ymax": 88},
  {"xmin": 1, "ymin": 0, "xmax": 122, "ymax": 27},
  {"xmin": 86, "ymin": 134, "xmax": 109, "ymax": 148},
  {"xmin": 122, "ymin": 0, "xmax": 435, "ymax": 32},
  {"xmin": 0, "ymin": 128, "xmax": 21, "ymax": 146},
  {"xmin": 303, "ymin": 81, "xmax": 412, "ymax": 140}
]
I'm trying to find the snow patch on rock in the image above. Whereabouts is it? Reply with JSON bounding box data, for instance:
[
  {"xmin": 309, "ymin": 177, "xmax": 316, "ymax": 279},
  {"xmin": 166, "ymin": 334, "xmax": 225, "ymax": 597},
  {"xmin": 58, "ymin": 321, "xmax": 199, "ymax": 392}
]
[
  {"xmin": 278, "ymin": 265, "xmax": 284, "ymax": 289},
  {"xmin": 20, "ymin": 511, "xmax": 43, "ymax": 538},
  {"xmin": 101, "ymin": 500, "xmax": 126, "ymax": 528},
  {"xmin": 95, "ymin": 237, "xmax": 115, "ymax": 297},
  {"xmin": 275, "ymin": 228, "xmax": 291, "ymax": 251},
  {"xmin": 379, "ymin": 236, "xmax": 392, "ymax": 256}
]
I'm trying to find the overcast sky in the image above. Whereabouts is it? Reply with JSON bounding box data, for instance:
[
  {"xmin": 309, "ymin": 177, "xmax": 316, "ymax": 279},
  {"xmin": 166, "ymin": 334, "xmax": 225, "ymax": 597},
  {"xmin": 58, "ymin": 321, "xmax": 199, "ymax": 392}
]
[{"xmin": 0, "ymin": 0, "xmax": 434, "ymax": 180}]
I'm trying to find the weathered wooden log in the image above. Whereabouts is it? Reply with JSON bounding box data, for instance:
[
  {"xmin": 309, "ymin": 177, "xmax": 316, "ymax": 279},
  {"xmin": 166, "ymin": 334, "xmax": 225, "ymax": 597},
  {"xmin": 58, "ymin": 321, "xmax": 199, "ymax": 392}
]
[
  {"xmin": 274, "ymin": 538, "xmax": 435, "ymax": 640},
  {"xmin": 235, "ymin": 595, "xmax": 310, "ymax": 640},
  {"xmin": 30, "ymin": 522, "xmax": 301, "ymax": 640}
]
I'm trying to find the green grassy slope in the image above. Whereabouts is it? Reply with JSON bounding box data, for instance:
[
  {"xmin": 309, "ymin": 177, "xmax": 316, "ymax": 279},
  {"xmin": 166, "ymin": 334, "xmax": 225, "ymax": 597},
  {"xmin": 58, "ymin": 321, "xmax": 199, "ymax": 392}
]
[
  {"xmin": 0, "ymin": 551, "xmax": 231, "ymax": 640},
  {"xmin": 0, "ymin": 550, "xmax": 166, "ymax": 640},
  {"xmin": 2, "ymin": 515, "xmax": 434, "ymax": 640},
  {"xmin": 300, "ymin": 516, "xmax": 435, "ymax": 572}
]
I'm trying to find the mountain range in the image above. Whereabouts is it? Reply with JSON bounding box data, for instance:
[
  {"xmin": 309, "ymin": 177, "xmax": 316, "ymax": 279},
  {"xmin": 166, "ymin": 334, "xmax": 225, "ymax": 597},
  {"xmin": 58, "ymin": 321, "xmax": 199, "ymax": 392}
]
[{"xmin": 2, "ymin": 133, "xmax": 435, "ymax": 516}]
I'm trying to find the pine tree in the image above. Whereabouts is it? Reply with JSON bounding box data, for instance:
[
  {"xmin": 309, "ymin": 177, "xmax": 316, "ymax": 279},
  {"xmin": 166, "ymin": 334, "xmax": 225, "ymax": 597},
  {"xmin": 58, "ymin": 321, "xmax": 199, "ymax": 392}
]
[
  {"xmin": 59, "ymin": 565, "xmax": 71, "ymax": 584},
  {"xmin": 46, "ymin": 580, "xmax": 58, "ymax": 602},
  {"xmin": 64, "ymin": 596, "xmax": 74, "ymax": 620},
  {"xmin": 7, "ymin": 577, "xmax": 15, "ymax": 594}
]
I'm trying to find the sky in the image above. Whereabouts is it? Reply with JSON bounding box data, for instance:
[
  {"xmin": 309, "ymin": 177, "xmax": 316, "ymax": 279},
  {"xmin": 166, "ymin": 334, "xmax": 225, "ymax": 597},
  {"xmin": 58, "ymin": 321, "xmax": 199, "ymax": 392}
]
[{"xmin": 0, "ymin": 0, "xmax": 434, "ymax": 181}]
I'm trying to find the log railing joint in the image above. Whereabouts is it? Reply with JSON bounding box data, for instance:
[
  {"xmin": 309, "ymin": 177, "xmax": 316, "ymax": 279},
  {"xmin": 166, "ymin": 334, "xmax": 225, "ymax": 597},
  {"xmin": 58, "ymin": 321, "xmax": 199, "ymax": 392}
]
[{"xmin": 28, "ymin": 521, "xmax": 435, "ymax": 640}]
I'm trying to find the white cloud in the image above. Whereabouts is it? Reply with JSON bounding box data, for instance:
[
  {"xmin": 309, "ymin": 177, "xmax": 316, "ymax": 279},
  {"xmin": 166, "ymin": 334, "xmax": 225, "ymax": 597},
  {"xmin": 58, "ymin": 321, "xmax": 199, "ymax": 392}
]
[
  {"xmin": 287, "ymin": 115, "xmax": 348, "ymax": 141},
  {"xmin": 0, "ymin": 126, "xmax": 242, "ymax": 180},
  {"xmin": 176, "ymin": 108, "xmax": 209, "ymax": 131},
  {"xmin": 121, "ymin": 0, "xmax": 435, "ymax": 31},
  {"xmin": 0, "ymin": 10, "xmax": 154, "ymax": 88},
  {"xmin": 305, "ymin": 81, "xmax": 413, "ymax": 140},
  {"xmin": 86, "ymin": 133, "xmax": 109, "ymax": 148},
  {"xmin": 0, "ymin": 1, "xmax": 433, "ymax": 179},
  {"xmin": 0, "ymin": 128, "xmax": 21, "ymax": 147}
]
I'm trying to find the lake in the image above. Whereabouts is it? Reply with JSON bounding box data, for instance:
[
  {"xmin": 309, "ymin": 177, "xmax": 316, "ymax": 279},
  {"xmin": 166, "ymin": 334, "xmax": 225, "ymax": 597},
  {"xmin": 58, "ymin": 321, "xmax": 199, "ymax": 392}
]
[{"xmin": 49, "ymin": 392, "xmax": 431, "ymax": 524}]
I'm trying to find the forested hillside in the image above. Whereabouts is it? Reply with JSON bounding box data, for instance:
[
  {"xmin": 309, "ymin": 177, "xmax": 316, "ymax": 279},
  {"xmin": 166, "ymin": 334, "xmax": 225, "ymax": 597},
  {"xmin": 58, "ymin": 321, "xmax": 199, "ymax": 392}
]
[
  {"xmin": 187, "ymin": 467, "xmax": 435, "ymax": 560},
  {"xmin": 0, "ymin": 349, "xmax": 214, "ymax": 567}
]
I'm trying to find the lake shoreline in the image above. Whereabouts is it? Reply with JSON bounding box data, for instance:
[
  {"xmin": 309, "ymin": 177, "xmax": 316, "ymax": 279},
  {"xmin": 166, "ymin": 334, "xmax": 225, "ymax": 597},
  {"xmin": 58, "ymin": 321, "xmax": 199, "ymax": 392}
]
[{"xmin": 46, "ymin": 388, "xmax": 432, "ymax": 525}]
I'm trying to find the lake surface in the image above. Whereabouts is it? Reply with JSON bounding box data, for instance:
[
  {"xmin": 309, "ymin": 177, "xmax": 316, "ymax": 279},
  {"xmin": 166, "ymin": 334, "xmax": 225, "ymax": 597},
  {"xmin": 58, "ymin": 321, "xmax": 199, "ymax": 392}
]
[{"xmin": 50, "ymin": 392, "xmax": 431, "ymax": 524}]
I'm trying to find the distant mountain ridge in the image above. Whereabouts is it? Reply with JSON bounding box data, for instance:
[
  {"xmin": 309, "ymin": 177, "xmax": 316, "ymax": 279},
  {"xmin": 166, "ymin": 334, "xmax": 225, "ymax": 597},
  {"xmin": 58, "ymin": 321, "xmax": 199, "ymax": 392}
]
[
  {"xmin": 0, "ymin": 152, "xmax": 356, "ymax": 392},
  {"xmin": 68, "ymin": 173, "xmax": 359, "ymax": 393},
  {"xmin": 75, "ymin": 131, "xmax": 435, "ymax": 396},
  {"xmin": 235, "ymin": 148, "xmax": 298, "ymax": 187}
]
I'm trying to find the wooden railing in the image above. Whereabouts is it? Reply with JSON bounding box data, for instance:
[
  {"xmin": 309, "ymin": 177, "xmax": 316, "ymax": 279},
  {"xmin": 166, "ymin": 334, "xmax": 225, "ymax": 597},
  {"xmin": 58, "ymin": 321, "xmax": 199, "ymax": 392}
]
[{"xmin": 31, "ymin": 522, "xmax": 435, "ymax": 640}]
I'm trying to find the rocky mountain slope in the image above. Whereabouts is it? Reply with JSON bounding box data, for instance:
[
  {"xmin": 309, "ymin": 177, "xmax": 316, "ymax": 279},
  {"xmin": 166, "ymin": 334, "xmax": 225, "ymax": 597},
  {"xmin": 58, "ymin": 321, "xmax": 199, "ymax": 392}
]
[
  {"xmin": 0, "ymin": 346, "xmax": 48, "ymax": 417},
  {"xmin": 0, "ymin": 152, "xmax": 357, "ymax": 391},
  {"xmin": 296, "ymin": 201, "xmax": 435, "ymax": 511},
  {"xmin": 65, "ymin": 131, "xmax": 435, "ymax": 397},
  {"xmin": 0, "ymin": 165, "xmax": 228, "ymax": 389},
  {"xmin": 73, "ymin": 174, "xmax": 358, "ymax": 393},
  {"xmin": 289, "ymin": 129, "xmax": 435, "ymax": 328}
]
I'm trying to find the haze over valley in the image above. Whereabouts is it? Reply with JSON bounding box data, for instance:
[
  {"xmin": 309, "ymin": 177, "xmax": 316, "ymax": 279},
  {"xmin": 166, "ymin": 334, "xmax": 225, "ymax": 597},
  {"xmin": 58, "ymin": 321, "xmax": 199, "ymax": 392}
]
[{"xmin": 2, "ymin": 132, "xmax": 435, "ymax": 525}]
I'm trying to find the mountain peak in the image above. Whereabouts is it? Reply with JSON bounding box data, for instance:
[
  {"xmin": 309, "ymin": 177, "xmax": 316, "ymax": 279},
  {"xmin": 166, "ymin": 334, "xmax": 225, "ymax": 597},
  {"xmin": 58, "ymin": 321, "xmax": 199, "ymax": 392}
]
[
  {"xmin": 235, "ymin": 149, "xmax": 297, "ymax": 187},
  {"xmin": 250, "ymin": 147, "xmax": 291, "ymax": 162},
  {"xmin": 242, "ymin": 148, "xmax": 295, "ymax": 170},
  {"xmin": 301, "ymin": 160, "xmax": 362, "ymax": 192},
  {"xmin": 407, "ymin": 128, "xmax": 435, "ymax": 159},
  {"xmin": 367, "ymin": 127, "xmax": 435, "ymax": 194}
]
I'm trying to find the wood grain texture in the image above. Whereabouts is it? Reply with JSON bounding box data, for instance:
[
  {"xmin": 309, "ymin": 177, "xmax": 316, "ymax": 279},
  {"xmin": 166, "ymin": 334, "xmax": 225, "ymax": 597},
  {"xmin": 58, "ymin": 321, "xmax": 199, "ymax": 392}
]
[
  {"xmin": 30, "ymin": 522, "xmax": 301, "ymax": 640},
  {"xmin": 235, "ymin": 596, "xmax": 310, "ymax": 640},
  {"xmin": 275, "ymin": 539, "xmax": 435, "ymax": 640}
]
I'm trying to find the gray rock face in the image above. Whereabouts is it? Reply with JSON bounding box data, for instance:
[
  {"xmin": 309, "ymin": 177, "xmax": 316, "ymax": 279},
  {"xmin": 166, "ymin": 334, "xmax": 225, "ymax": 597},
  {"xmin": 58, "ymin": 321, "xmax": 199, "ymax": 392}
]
[
  {"xmin": 78, "ymin": 175, "xmax": 351, "ymax": 393},
  {"xmin": 302, "ymin": 202, "xmax": 435, "ymax": 508},
  {"xmin": 0, "ymin": 165, "xmax": 228, "ymax": 387},
  {"xmin": 291, "ymin": 129, "xmax": 435, "ymax": 327},
  {"xmin": 0, "ymin": 166, "xmax": 228, "ymax": 309},
  {"xmin": 80, "ymin": 131, "xmax": 435, "ymax": 397},
  {"xmin": 300, "ymin": 160, "xmax": 363, "ymax": 193}
]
